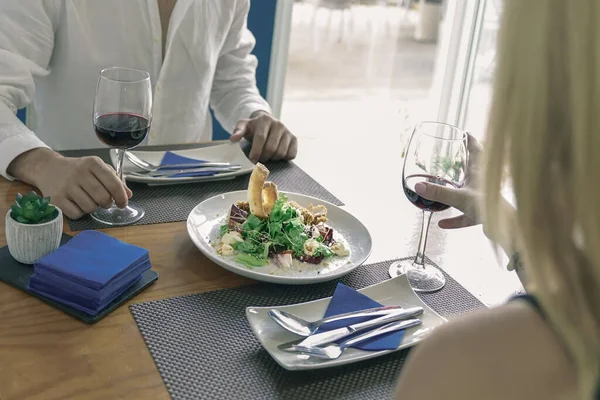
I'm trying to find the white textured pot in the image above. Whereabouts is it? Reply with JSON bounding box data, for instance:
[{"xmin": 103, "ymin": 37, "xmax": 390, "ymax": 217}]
[
  {"xmin": 5, "ymin": 208, "xmax": 63, "ymax": 264},
  {"xmin": 414, "ymin": 2, "xmax": 442, "ymax": 42}
]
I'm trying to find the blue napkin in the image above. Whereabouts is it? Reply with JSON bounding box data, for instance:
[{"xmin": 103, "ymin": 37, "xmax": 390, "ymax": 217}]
[
  {"xmin": 315, "ymin": 283, "xmax": 406, "ymax": 351},
  {"xmin": 30, "ymin": 230, "xmax": 149, "ymax": 289},
  {"xmin": 27, "ymin": 230, "xmax": 151, "ymax": 315},
  {"xmin": 28, "ymin": 275, "xmax": 143, "ymax": 315},
  {"xmin": 30, "ymin": 258, "xmax": 148, "ymax": 302},
  {"xmin": 159, "ymin": 151, "xmax": 216, "ymax": 178}
]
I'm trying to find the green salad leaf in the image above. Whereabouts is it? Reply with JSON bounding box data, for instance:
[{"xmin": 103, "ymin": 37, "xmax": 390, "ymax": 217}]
[
  {"xmin": 315, "ymin": 244, "xmax": 334, "ymax": 258},
  {"xmin": 242, "ymin": 214, "xmax": 264, "ymax": 231},
  {"xmin": 219, "ymin": 224, "xmax": 230, "ymax": 236},
  {"xmin": 235, "ymin": 253, "xmax": 267, "ymax": 268}
]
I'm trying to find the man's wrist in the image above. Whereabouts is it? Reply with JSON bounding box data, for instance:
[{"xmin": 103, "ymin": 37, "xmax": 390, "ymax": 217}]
[
  {"xmin": 7, "ymin": 148, "xmax": 62, "ymax": 186},
  {"xmin": 250, "ymin": 110, "xmax": 270, "ymax": 119}
]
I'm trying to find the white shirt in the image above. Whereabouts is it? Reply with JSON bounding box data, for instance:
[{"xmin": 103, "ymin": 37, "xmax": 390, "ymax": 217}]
[{"xmin": 0, "ymin": 0, "xmax": 271, "ymax": 179}]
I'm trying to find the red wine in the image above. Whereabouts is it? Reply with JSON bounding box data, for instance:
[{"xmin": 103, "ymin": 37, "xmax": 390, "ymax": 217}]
[
  {"xmin": 403, "ymin": 174, "xmax": 460, "ymax": 212},
  {"xmin": 94, "ymin": 113, "xmax": 150, "ymax": 149}
]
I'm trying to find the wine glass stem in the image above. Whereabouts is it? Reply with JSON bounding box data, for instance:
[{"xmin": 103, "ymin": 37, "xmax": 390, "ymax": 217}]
[
  {"xmin": 413, "ymin": 210, "xmax": 433, "ymax": 268},
  {"xmin": 116, "ymin": 148, "xmax": 126, "ymax": 182}
]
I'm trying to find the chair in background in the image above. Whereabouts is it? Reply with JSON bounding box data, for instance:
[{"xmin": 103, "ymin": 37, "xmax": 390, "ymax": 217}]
[
  {"xmin": 310, "ymin": 0, "xmax": 355, "ymax": 52},
  {"xmin": 381, "ymin": 0, "xmax": 415, "ymax": 35}
]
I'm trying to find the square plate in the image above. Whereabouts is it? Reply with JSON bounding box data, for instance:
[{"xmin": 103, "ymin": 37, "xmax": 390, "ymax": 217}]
[
  {"xmin": 246, "ymin": 274, "xmax": 447, "ymax": 370},
  {"xmin": 110, "ymin": 142, "xmax": 255, "ymax": 186}
]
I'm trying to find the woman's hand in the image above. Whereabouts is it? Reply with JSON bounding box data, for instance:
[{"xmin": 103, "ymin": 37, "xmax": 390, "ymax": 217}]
[
  {"xmin": 415, "ymin": 134, "xmax": 519, "ymax": 263},
  {"xmin": 415, "ymin": 133, "xmax": 483, "ymax": 229}
]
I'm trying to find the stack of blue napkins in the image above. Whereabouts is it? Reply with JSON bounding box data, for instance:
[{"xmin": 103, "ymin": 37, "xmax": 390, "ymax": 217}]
[{"xmin": 27, "ymin": 231, "xmax": 151, "ymax": 316}]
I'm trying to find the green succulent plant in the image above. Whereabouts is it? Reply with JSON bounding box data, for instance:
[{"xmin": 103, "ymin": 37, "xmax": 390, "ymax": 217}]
[{"xmin": 10, "ymin": 191, "xmax": 59, "ymax": 225}]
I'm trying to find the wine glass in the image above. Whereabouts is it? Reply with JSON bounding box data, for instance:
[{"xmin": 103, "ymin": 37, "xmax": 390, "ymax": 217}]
[
  {"xmin": 389, "ymin": 122, "xmax": 468, "ymax": 292},
  {"xmin": 91, "ymin": 67, "xmax": 152, "ymax": 226}
]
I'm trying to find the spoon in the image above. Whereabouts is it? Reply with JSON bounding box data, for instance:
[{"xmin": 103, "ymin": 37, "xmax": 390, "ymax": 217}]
[
  {"xmin": 288, "ymin": 318, "xmax": 422, "ymax": 360},
  {"xmin": 123, "ymin": 150, "xmax": 239, "ymax": 172},
  {"xmin": 268, "ymin": 305, "xmax": 406, "ymax": 337}
]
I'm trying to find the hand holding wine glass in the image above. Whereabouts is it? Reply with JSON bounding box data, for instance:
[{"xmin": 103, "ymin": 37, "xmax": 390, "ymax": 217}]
[
  {"xmin": 90, "ymin": 67, "xmax": 152, "ymax": 226},
  {"xmin": 389, "ymin": 122, "xmax": 468, "ymax": 293},
  {"xmin": 413, "ymin": 133, "xmax": 483, "ymax": 230}
]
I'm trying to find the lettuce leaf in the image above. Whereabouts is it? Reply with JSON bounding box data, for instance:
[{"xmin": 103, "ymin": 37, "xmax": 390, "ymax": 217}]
[
  {"xmin": 219, "ymin": 224, "xmax": 230, "ymax": 236},
  {"xmin": 315, "ymin": 244, "xmax": 334, "ymax": 257},
  {"xmin": 235, "ymin": 253, "xmax": 267, "ymax": 268},
  {"xmin": 242, "ymin": 214, "xmax": 265, "ymax": 231},
  {"xmin": 269, "ymin": 195, "xmax": 296, "ymax": 223}
]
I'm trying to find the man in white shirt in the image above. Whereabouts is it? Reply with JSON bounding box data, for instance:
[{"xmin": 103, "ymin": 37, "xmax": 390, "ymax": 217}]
[{"xmin": 0, "ymin": 0, "xmax": 297, "ymax": 219}]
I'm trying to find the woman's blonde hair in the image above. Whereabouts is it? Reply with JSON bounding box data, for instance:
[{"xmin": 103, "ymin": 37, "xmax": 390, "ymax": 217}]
[{"xmin": 484, "ymin": 0, "xmax": 600, "ymax": 398}]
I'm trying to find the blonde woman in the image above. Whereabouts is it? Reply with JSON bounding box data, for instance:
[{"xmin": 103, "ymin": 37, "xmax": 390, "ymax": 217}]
[{"xmin": 393, "ymin": 1, "xmax": 600, "ymax": 399}]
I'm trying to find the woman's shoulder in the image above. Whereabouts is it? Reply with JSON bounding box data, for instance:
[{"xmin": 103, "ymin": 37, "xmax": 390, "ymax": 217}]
[{"xmin": 394, "ymin": 300, "xmax": 576, "ymax": 400}]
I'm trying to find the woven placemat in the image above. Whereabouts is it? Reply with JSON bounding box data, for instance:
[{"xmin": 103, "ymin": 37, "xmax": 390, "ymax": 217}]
[
  {"xmin": 64, "ymin": 146, "xmax": 342, "ymax": 231},
  {"xmin": 130, "ymin": 258, "xmax": 485, "ymax": 400}
]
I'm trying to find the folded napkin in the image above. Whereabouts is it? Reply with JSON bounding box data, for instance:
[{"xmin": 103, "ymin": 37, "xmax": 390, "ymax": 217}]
[
  {"xmin": 30, "ymin": 257, "xmax": 147, "ymax": 302},
  {"xmin": 27, "ymin": 230, "xmax": 151, "ymax": 315},
  {"xmin": 159, "ymin": 151, "xmax": 216, "ymax": 178},
  {"xmin": 28, "ymin": 275, "xmax": 143, "ymax": 315},
  {"xmin": 315, "ymin": 283, "xmax": 406, "ymax": 351},
  {"xmin": 31, "ymin": 230, "xmax": 149, "ymax": 288}
]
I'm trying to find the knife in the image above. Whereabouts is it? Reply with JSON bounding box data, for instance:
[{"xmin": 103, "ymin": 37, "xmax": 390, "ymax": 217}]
[
  {"xmin": 289, "ymin": 319, "xmax": 423, "ymax": 357},
  {"xmin": 269, "ymin": 305, "xmax": 409, "ymax": 337},
  {"xmin": 130, "ymin": 166, "xmax": 241, "ymax": 177},
  {"xmin": 296, "ymin": 306, "xmax": 424, "ymax": 348},
  {"xmin": 157, "ymin": 162, "xmax": 239, "ymax": 169}
]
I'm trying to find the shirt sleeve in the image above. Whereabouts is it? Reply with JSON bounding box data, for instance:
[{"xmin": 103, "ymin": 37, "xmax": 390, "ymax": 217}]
[
  {"xmin": 209, "ymin": 0, "xmax": 272, "ymax": 134},
  {"xmin": 0, "ymin": 1, "xmax": 59, "ymax": 180}
]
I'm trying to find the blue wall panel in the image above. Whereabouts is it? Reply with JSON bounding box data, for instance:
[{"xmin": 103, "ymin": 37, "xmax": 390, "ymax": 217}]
[
  {"xmin": 212, "ymin": 0, "xmax": 276, "ymax": 140},
  {"xmin": 17, "ymin": 108, "xmax": 26, "ymax": 124}
]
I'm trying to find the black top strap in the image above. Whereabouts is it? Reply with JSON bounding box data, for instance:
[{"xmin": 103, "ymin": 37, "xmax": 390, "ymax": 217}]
[{"xmin": 511, "ymin": 293, "xmax": 544, "ymax": 316}]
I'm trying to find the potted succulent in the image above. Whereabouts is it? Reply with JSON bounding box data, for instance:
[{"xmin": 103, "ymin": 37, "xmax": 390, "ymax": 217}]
[
  {"xmin": 415, "ymin": 0, "xmax": 445, "ymax": 42},
  {"xmin": 5, "ymin": 191, "xmax": 63, "ymax": 264}
]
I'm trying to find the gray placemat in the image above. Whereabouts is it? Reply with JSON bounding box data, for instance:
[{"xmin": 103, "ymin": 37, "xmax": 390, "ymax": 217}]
[
  {"xmin": 130, "ymin": 258, "xmax": 486, "ymax": 400},
  {"xmin": 64, "ymin": 146, "xmax": 343, "ymax": 231}
]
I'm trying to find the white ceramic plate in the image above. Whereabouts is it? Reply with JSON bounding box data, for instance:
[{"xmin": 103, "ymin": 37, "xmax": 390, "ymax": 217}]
[
  {"xmin": 109, "ymin": 142, "xmax": 255, "ymax": 185},
  {"xmin": 246, "ymin": 274, "xmax": 447, "ymax": 370},
  {"xmin": 186, "ymin": 191, "xmax": 372, "ymax": 284}
]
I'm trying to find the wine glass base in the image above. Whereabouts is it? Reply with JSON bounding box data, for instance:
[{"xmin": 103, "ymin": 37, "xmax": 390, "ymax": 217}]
[
  {"xmin": 388, "ymin": 259, "xmax": 446, "ymax": 293},
  {"xmin": 90, "ymin": 202, "xmax": 145, "ymax": 226}
]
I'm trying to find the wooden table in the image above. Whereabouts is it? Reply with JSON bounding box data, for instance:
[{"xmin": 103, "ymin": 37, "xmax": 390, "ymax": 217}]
[{"xmin": 0, "ymin": 141, "xmax": 521, "ymax": 400}]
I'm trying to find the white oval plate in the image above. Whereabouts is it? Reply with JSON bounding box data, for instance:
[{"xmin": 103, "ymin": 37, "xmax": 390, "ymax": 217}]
[
  {"xmin": 186, "ymin": 191, "xmax": 372, "ymax": 284},
  {"xmin": 246, "ymin": 274, "xmax": 447, "ymax": 370}
]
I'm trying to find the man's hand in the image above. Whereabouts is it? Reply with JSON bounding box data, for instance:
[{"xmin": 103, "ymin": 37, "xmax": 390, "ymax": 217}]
[
  {"xmin": 229, "ymin": 111, "xmax": 298, "ymax": 163},
  {"xmin": 7, "ymin": 148, "xmax": 132, "ymax": 219}
]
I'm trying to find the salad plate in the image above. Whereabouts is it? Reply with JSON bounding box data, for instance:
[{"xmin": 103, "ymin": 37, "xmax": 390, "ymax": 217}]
[{"xmin": 186, "ymin": 165, "xmax": 372, "ymax": 284}]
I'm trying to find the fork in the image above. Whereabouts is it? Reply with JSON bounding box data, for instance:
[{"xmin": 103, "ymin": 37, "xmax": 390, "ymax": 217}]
[{"xmin": 287, "ymin": 318, "xmax": 422, "ymax": 360}]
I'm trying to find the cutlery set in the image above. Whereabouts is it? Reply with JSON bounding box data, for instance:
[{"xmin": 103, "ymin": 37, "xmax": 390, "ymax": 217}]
[
  {"xmin": 268, "ymin": 305, "xmax": 423, "ymax": 360},
  {"xmin": 122, "ymin": 150, "xmax": 242, "ymax": 178}
]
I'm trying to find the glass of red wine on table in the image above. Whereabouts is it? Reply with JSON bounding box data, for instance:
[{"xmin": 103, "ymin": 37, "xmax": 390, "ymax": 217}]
[
  {"xmin": 388, "ymin": 122, "xmax": 468, "ymax": 293},
  {"xmin": 91, "ymin": 67, "xmax": 152, "ymax": 226}
]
